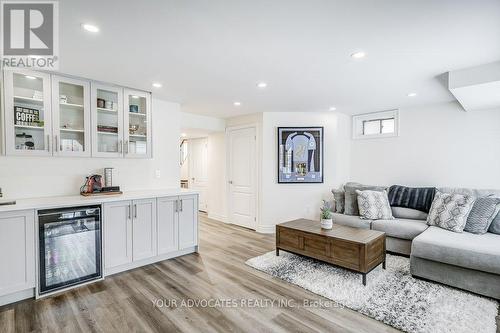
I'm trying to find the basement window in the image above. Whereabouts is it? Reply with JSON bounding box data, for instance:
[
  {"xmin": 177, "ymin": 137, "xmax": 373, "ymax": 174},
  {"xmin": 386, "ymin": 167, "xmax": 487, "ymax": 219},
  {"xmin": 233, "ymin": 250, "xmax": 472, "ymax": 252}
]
[{"xmin": 352, "ymin": 110, "xmax": 399, "ymax": 139}]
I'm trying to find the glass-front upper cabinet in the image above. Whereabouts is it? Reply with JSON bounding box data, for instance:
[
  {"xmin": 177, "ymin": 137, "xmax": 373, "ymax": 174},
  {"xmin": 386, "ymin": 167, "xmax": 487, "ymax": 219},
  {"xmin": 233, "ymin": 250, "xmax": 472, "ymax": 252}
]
[
  {"xmin": 123, "ymin": 89, "xmax": 152, "ymax": 158},
  {"xmin": 4, "ymin": 70, "xmax": 52, "ymax": 156},
  {"xmin": 91, "ymin": 83, "xmax": 123, "ymax": 158},
  {"xmin": 51, "ymin": 76, "xmax": 91, "ymax": 157}
]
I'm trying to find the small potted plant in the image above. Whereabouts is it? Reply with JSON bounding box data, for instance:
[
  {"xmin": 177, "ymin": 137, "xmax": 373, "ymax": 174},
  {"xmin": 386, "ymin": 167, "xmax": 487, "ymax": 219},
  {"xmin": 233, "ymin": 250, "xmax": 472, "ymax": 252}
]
[{"xmin": 320, "ymin": 200, "xmax": 333, "ymax": 229}]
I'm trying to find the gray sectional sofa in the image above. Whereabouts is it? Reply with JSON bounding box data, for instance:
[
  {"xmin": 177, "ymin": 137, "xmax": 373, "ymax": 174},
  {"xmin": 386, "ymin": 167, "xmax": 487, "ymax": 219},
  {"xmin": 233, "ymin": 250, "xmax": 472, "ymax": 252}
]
[{"xmin": 332, "ymin": 187, "xmax": 500, "ymax": 300}]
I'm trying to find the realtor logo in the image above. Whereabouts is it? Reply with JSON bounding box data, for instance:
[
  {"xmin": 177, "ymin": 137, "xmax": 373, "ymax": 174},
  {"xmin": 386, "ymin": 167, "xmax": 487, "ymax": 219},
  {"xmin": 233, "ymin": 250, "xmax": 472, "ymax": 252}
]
[{"xmin": 1, "ymin": 1, "xmax": 59, "ymax": 69}]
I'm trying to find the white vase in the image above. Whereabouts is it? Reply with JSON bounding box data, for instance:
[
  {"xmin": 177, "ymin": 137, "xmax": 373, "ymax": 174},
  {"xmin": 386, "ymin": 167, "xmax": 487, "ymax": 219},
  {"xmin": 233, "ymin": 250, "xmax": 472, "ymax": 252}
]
[{"xmin": 321, "ymin": 218, "xmax": 333, "ymax": 229}]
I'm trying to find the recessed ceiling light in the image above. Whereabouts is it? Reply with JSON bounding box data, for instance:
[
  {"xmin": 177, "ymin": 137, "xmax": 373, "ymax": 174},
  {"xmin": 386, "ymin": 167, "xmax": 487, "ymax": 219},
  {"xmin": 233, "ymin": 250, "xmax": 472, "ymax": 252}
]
[
  {"xmin": 181, "ymin": 133, "xmax": 187, "ymax": 137},
  {"xmin": 233, "ymin": 101, "xmax": 241, "ymax": 106},
  {"xmin": 257, "ymin": 82, "xmax": 267, "ymax": 89},
  {"xmin": 329, "ymin": 106, "xmax": 337, "ymax": 111},
  {"xmin": 81, "ymin": 23, "xmax": 99, "ymax": 33},
  {"xmin": 131, "ymin": 95, "xmax": 140, "ymax": 99},
  {"xmin": 25, "ymin": 75, "xmax": 37, "ymax": 80},
  {"xmin": 351, "ymin": 51, "xmax": 366, "ymax": 59},
  {"xmin": 152, "ymin": 82, "xmax": 162, "ymax": 88},
  {"xmin": 407, "ymin": 92, "xmax": 417, "ymax": 97}
]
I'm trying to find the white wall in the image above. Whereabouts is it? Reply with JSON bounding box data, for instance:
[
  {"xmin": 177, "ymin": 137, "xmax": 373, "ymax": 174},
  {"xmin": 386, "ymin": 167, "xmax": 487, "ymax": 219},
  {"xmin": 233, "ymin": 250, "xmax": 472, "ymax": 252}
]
[
  {"xmin": 0, "ymin": 98, "xmax": 181, "ymax": 199},
  {"xmin": 259, "ymin": 112, "xmax": 351, "ymax": 232},
  {"xmin": 350, "ymin": 101, "xmax": 500, "ymax": 188},
  {"xmin": 181, "ymin": 112, "xmax": 225, "ymax": 132}
]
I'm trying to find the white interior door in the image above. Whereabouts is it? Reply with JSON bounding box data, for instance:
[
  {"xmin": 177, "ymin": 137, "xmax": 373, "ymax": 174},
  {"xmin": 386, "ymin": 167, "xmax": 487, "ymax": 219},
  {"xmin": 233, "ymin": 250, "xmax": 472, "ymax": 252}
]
[
  {"xmin": 228, "ymin": 127, "xmax": 256, "ymax": 230},
  {"xmin": 189, "ymin": 138, "xmax": 208, "ymax": 212}
]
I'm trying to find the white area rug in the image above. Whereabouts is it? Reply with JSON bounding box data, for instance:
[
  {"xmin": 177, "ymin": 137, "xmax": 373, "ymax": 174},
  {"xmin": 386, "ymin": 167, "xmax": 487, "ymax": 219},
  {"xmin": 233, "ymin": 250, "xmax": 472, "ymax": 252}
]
[{"xmin": 246, "ymin": 251, "xmax": 498, "ymax": 333}]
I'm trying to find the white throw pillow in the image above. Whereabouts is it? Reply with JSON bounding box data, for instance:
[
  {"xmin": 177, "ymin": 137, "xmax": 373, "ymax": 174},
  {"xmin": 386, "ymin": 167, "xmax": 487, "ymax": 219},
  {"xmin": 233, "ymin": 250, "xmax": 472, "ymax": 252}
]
[
  {"xmin": 427, "ymin": 191, "xmax": 475, "ymax": 233},
  {"xmin": 356, "ymin": 190, "xmax": 394, "ymax": 220}
]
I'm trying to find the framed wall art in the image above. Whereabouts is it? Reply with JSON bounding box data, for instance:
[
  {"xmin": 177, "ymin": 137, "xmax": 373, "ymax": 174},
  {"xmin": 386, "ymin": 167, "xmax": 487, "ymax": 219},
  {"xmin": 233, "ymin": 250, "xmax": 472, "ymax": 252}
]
[{"xmin": 277, "ymin": 127, "xmax": 324, "ymax": 183}]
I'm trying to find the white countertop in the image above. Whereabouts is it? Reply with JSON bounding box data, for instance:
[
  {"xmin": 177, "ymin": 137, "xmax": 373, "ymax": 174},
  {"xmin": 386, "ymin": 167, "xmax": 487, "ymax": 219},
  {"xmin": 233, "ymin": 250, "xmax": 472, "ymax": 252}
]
[{"xmin": 0, "ymin": 188, "xmax": 199, "ymax": 212}]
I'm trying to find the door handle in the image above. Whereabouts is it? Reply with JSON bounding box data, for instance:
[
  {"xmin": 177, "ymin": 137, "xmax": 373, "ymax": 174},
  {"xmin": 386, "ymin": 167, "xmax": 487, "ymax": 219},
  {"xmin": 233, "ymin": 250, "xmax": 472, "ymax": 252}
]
[
  {"xmin": 128, "ymin": 205, "xmax": 131, "ymax": 219},
  {"xmin": 54, "ymin": 135, "xmax": 59, "ymax": 152},
  {"xmin": 180, "ymin": 199, "xmax": 183, "ymax": 212},
  {"xmin": 118, "ymin": 140, "xmax": 123, "ymax": 153},
  {"xmin": 46, "ymin": 134, "xmax": 50, "ymax": 152},
  {"xmin": 124, "ymin": 140, "xmax": 129, "ymax": 154},
  {"xmin": 229, "ymin": 180, "xmax": 233, "ymax": 184},
  {"xmin": 134, "ymin": 204, "xmax": 137, "ymax": 218}
]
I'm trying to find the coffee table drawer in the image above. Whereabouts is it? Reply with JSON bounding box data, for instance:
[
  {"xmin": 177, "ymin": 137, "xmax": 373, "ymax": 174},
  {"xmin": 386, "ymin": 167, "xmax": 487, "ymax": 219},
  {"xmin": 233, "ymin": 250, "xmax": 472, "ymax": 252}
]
[
  {"xmin": 303, "ymin": 234, "xmax": 329, "ymax": 257},
  {"xmin": 331, "ymin": 240, "xmax": 360, "ymax": 269},
  {"xmin": 278, "ymin": 228, "xmax": 301, "ymax": 249}
]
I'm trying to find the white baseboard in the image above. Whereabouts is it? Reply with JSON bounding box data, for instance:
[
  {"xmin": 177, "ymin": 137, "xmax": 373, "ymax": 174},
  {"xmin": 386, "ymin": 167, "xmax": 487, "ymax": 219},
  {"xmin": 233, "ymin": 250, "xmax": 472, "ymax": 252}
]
[
  {"xmin": 256, "ymin": 225, "xmax": 276, "ymax": 234},
  {"xmin": 0, "ymin": 288, "xmax": 35, "ymax": 306},
  {"xmin": 104, "ymin": 246, "xmax": 197, "ymax": 277},
  {"xmin": 208, "ymin": 212, "xmax": 228, "ymax": 223}
]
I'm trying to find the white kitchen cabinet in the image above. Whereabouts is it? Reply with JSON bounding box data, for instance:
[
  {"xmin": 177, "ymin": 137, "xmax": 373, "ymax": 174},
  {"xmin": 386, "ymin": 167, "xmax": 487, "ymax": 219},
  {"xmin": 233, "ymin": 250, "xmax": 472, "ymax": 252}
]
[
  {"xmin": 91, "ymin": 83, "xmax": 124, "ymax": 158},
  {"xmin": 157, "ymin": 196, "xmax": 179, "ymax": 255},
  {"xmin": 104, "ymin": 198, "xmax": 157, "ymax": 270},
  {"xmin": 178, "ymin": 195, "xmax": 198, "ymax": 249},
  {"xmin": 0, "ymin": 210, "xmax": 35, "ymax": 297},
  {"xmin": 51, "ymin": 75, "xmax": 91, "ymax": 157},
  {"xmin": 123, "ymin": 89, "xmax": 152, "ymax": 158},
  {"xmin": 2, "ymin": 70, "xmax": 152, "ymax": 159},
  {"xmin": 103, "ymin": 201, "xmax": 132, "ymax": 269},
  {"xmin": 3, "ymin": 70, "xmax": 52, "ymax": 156},
  {"xmin": 132, "ymin": 198, "xmax": 157, "ymax": 261}
]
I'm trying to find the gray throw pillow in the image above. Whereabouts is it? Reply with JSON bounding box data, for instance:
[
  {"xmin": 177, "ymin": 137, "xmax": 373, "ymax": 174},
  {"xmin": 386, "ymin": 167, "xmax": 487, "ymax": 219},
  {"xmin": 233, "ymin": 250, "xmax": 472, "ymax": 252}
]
[
  {"xmin": 464, "ymin": 197, "xmax": 500, "ymax": 234},
  {"xmin": 344, "ymin": 182, "xmax": 386, "ymax": 215},
  {"xmin": 427, "ymin": 191, "xmax": 475, "ymax": 233},
  {"xmin": 356, "ymin": 190, "xmax": 393, "ymax": 220},
  {"xmin": 332, "ymin": 189, "xmax": 345, "ymax": 213},
  {"xmin": 488, "ymin": 211, "xmax": 500, "ymax": 234}
]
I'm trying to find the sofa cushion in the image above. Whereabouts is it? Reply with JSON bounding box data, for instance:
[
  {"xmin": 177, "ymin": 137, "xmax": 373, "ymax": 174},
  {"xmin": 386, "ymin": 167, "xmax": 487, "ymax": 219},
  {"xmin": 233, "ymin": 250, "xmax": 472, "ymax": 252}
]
[
  {"xmin": 356, "ymin": 190, "xmax": 393, "ymax": 220},
  {"xmin": 426, "ymin": 191, "xmax": 475, "ymax": 233},
  {"xmin": 344, "ymin": 182, "xmax": 386, "ymax": 216},
  {"xmin": 332, "ymin": 213, "xmax": 371, "ymax": 229},
  {"xmin": 331, "ymin": 189, "xmax": 345, "ymax": 213},
  {"xmin": 438, "ymin": 187, "xmax": 500, "ymax": 198},
  {"xmin": 372, "ymin": 218, "xmax": 428, "ymax": 240},
  {"xmin": 391, "ymin": 207, "xmax": 428, "ymax": 221},
  {"xmin": 489, "ymin": 212, "xmax": 500, "ymax": 234},
  {"xmin": 412, "ymin": 226, "xmax": 500, "ymax": 275},
  {"xmin": 464, "ymin": 197, "xmax": 500, "ymax": 234},
  {"xmin": 387, "ymin": 185, "xmax": 436, "ymax": 213}
]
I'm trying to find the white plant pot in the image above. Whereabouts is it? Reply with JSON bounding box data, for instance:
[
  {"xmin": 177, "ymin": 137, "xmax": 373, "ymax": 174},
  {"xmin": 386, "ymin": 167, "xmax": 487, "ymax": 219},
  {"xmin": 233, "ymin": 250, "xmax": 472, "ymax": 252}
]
[{"xmin": 321, "ymin": 218, "xmax": 333, "ymax": 229}]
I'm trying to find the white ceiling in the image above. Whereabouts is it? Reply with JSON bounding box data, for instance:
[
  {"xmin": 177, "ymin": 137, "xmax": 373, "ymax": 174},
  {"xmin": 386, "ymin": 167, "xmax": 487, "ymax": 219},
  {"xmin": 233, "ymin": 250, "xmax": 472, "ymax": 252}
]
[{"xmin": 59, "ymin": 0, "xmax": 500, "ymax": 118}]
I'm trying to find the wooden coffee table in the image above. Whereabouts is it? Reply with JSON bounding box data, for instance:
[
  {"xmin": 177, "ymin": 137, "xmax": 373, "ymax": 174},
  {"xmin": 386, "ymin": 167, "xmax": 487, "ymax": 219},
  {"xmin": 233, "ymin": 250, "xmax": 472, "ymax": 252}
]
[{"xmin": 276, "ymin": 219, "xmax": 386, "ymax": 285}]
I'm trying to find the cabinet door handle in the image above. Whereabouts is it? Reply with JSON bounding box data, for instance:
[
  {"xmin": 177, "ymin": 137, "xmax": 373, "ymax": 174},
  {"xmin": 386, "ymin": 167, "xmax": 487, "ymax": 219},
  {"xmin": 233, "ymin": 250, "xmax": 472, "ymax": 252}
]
[
  {"xmin": 54, "ymin": 135, "xmax": 59, "ymax": 152},
  {"xmin": 175, "ymin": 200, "xmax": 178, "ymax": 212},
  {"xmin": 180, "ymin": 199, "xmax": 183, "ymax": 212},
  {"xmin": 46, "ymin": 134, "xmax": 50, "ymax": 152},
  {"xmin": 128, "ymin": 205, "xmax": 131, "ymax": 219},
  {"xmin": 118, "ymin": 140, "xmax": 123, "ymax": 153},
  {"xmin": 125, "ymin": 140, "xmax": 129, "ymax": 154},
  {"xmin": 134, "ymin": 204, "xmax": 137, "ymax": 218}
]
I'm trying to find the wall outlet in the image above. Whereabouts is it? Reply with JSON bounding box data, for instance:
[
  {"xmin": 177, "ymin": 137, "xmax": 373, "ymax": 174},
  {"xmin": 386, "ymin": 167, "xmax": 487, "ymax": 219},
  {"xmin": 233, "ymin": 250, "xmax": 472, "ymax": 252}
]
[{"xmin": 155, "ymin": 170, "xmax": 161, "ymax": 178}]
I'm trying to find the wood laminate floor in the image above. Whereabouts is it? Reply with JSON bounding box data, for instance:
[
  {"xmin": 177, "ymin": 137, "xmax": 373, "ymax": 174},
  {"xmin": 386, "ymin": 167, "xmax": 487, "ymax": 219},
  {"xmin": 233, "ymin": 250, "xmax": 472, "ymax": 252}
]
[{"xmin": 0, "ymin": 215, "xmax": 497, "ymax": 333}]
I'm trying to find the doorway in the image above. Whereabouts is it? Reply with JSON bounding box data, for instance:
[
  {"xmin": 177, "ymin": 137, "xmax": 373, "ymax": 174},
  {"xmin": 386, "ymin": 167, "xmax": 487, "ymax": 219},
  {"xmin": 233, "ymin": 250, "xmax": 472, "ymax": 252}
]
[{"xmin": 227, "ymin": 126, "xmax": 257, "ymax": 230}]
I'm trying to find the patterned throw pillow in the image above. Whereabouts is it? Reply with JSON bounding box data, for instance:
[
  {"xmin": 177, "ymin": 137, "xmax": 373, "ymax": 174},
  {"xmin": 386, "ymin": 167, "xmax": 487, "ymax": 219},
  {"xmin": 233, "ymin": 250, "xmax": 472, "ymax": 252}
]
[
  {"xmin": 356, "ymin": 190, "xmax": 394, "ymax": 220},
  {"xmin": 332, "ymin": 189, "xmax": 345, "ymax": 213},
  {"xmin": 345, "ymin": 182, "xmax": 386, "ymax": 215},
  {"xmin": 427, "ymin": 191, "xmax": 476, "ymax": 233},
  {"xmin": 464, "ymin": 197, "xmax": 500, "ymax": 234},
  {"xmin": 489, "ymin": 212, "xmax": 500, "ymax": 235}
]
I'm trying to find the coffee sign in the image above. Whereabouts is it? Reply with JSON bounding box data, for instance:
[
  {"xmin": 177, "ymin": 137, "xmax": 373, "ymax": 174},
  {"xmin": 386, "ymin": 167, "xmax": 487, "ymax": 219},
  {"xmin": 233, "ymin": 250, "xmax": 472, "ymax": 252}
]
[{"xmin": 14, "ymin": 106, "xmax": 40, "ymax": 126}]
